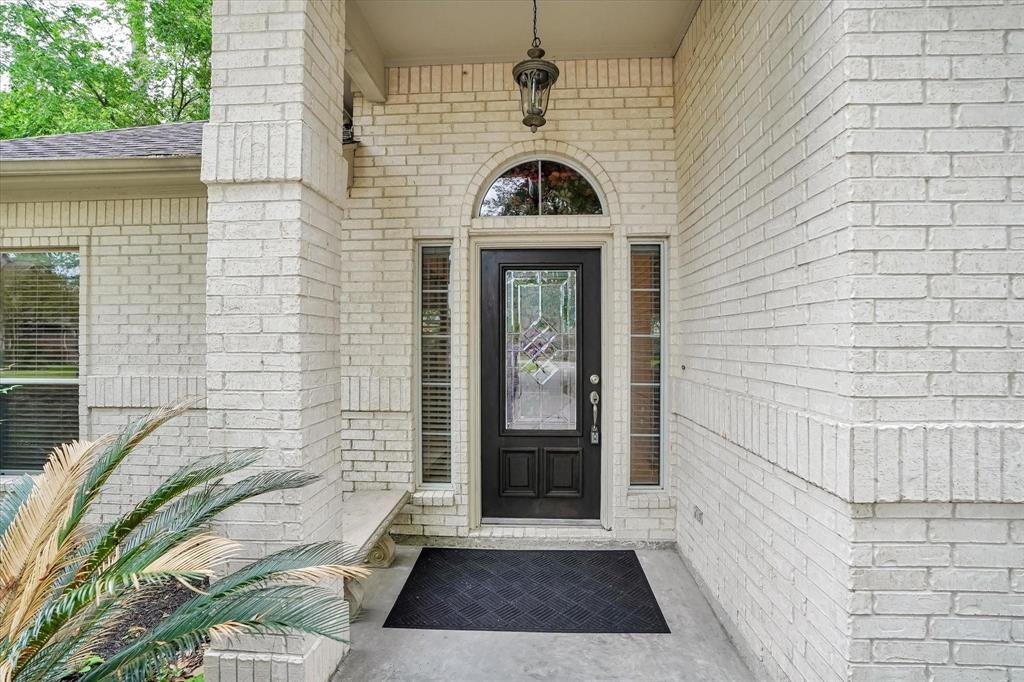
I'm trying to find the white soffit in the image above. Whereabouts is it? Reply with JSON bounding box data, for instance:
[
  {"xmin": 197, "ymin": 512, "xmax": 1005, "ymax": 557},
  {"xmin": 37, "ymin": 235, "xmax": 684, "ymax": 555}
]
[{"xmin": 352, "ymin": 0, "xmax": 700, "ymax": 66}]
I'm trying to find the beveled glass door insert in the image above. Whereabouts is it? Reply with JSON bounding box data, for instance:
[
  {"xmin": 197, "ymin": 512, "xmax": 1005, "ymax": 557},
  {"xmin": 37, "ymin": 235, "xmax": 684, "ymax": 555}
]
[
  {"xmin": 504, "ymin": 269, "xmax": 577, "ymax": 431},
  {"xmin": 481, "ymin": 249, "xmax": 601, "ymax": 520}
]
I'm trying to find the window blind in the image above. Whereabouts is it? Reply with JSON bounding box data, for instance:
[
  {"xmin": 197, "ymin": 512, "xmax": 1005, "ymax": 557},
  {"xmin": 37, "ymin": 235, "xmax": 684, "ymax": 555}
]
[
  {"xmin": 630, "ymin": 244, "xmax": 662, "ymax": 486},
  {"xmin": 0, "ymin": 251, "xmax": 80, "ymax": 473},
  {"xmin": 0, "ymin": 384, "xmax": 79, "ymax": 471},
  {"xmin": 420, "ymin": 246, "xmax": 452, "ymax": 483}
]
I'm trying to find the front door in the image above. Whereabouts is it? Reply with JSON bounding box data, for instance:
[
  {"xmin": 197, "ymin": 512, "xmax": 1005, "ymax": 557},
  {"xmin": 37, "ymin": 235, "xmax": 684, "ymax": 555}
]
[{"xmin": 481, "ymin": 249, "xmax": 601, "ymax": 520}]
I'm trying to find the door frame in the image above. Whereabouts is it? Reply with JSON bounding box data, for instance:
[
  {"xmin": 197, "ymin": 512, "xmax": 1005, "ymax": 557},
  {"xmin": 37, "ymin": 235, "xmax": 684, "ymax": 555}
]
[{"xmin": 468, "ymin": 232, "xmax": 614, "ymax": 530}]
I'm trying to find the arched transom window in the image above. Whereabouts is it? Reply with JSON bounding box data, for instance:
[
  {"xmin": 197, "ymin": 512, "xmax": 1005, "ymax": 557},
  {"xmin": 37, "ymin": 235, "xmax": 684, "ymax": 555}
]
[{"xmin": 479, "ymin": 159, "xmax": 603, "ymax": 217}]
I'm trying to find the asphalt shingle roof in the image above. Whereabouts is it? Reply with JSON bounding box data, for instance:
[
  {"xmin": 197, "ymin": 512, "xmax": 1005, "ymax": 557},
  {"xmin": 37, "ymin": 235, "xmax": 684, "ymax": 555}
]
[{"xmin": 0, "ymin": 121, "xmax": 205, "ymax": 161}]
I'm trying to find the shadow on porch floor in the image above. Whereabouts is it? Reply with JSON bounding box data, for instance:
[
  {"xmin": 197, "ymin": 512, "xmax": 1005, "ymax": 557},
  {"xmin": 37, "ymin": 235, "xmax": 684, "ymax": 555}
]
[{"xmin": 333, "ymin": 545, "xmax": 753, "ymax": 682}]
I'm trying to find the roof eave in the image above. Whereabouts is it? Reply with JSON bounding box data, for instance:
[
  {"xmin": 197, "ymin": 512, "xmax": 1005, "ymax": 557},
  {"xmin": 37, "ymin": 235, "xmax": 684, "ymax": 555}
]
[{"xmin": 0, "ymin": 156, "xmax": 204, "ymax": 201}]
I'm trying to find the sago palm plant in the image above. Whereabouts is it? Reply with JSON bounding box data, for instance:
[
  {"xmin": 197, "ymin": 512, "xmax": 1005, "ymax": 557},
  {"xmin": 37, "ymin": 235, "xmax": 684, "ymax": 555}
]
[{"xmin": 0, "ymin": 401, "xmax": 367, "ymax": 682}]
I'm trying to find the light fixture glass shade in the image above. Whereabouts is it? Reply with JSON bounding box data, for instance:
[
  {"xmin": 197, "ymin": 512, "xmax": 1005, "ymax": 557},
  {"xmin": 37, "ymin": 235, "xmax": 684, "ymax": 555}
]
[{"xmin": 513, "ymin": 46, "xmax": 559, "ymax": 132}]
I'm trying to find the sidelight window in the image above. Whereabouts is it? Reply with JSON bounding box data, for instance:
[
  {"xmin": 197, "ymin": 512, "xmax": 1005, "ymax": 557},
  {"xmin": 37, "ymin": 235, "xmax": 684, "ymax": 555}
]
[
  {"xmin": 419, "ymin": 245, "xmax": 452, "ymax": 484},
  {"xmin": 629, "ymin": 244, "xmax": 663, "ymax": 486},
  {"xmin": 0, "ymin": 251, "xmax": 81, "ymax": 473}
]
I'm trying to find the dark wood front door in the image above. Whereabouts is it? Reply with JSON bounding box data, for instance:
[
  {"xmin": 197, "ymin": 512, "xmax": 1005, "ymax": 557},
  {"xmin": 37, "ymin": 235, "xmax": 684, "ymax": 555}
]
[{"xmin": 481, "ymin": 249, "xmax": 601, "ymax": 520}]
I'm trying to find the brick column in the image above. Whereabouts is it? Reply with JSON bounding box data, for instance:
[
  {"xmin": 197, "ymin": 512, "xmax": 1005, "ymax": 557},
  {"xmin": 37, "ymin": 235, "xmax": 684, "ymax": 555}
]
[
  {"xmin": 840, "ymin": 3, "xmax": 1024, "ymax": 679},
  {"xmin": 202, "ymin": 1, "xmax": 348, "ymax": 680}
]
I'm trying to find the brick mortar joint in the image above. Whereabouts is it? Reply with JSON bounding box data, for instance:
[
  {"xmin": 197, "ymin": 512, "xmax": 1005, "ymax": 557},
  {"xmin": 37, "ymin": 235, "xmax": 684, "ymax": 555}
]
[
  {"xmin": 202, "ymin": 175, "xmax": 346, "ymax": 212},
  {"xmin": 679, "ymin": 379, "xmax": 1024, "ymax": 433}
]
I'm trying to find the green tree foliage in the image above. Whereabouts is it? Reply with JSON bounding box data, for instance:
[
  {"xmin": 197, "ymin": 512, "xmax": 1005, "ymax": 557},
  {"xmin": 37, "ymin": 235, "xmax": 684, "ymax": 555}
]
[{"xmin": 0, "ymin": 0, "xmax": 211, "ymax": 139}]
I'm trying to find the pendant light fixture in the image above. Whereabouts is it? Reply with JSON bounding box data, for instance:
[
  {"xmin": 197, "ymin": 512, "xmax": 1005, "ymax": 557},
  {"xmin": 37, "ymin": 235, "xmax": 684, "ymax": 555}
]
[{"xmin": 513, "ymin": 0, "xmax": 559, "ymax": 133}]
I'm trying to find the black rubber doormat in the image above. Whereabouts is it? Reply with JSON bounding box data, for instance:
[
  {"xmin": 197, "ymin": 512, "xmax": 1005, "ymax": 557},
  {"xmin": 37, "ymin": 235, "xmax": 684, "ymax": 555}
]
[{"xmin": 383, "ymin": 548, "xmax": 670, "ymax": 633}]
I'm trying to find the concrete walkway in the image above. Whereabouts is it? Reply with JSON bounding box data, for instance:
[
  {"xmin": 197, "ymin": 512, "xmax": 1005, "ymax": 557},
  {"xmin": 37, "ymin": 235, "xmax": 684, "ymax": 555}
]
[{"xmin": 333, "ymin": 545, "xmax": 753, "ymax": 682}]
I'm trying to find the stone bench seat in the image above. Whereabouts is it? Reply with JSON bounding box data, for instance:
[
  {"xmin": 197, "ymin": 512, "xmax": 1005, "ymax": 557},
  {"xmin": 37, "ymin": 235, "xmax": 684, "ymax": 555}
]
[
  {"xmin": 342, "ymin": 488, "xmax": 410, "ymax": 567},
  {"xmin": 341, "ymin": 489, "xmax": 409, "ymax": 616}
]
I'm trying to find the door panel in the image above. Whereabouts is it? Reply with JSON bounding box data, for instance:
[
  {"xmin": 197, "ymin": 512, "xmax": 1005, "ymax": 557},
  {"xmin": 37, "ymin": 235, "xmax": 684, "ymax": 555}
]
[
  {"xmin": 543, "ymin": 448, "xmax": 583, "ymax": 498},
  {"xmin": 481, "ymin": 249, "xmax": 601, "ymax": 520},
  {"xmin": 499, "ymin": 448, "xmax": 537, "ymax": 497}
]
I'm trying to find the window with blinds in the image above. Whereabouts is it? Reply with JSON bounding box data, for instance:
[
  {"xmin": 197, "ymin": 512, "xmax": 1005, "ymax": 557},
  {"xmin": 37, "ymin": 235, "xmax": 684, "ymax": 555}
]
[
  {"xmin": 420, "ymin": 246, "xmax": 452, "ymax": 484},
  {"xmin": 0, "ymin": 251, "xmax": 81, "ymax": 473},
  {"xmin": 630, "ymin": 244, "xmax": 662, "ymax": 486}
]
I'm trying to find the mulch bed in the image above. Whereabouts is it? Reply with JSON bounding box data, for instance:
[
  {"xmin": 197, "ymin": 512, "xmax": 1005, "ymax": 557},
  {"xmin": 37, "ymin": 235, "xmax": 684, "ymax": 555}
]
[{"xmin": 63, "ymin": 580, "xmax": 206, "ymax": 681}]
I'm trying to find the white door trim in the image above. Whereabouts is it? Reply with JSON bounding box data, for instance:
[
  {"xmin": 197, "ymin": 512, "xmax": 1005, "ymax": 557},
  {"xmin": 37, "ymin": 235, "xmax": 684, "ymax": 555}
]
[{"xmin": 467, "ymin": 233, "xmax": 614, "ymax": 531}]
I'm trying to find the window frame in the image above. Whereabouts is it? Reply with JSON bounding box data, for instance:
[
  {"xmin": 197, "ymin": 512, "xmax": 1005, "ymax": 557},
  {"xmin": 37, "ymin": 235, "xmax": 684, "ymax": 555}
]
[
  {"xmin": 0, "ymin": 248, "xmax": 83, "ymax": 475},
  {"xmin": 415, "ymin": 242, "xmax": 454, "ymax": 488},
  {"xmin": 627, "ymin": 241, "xmax": 667, "ymax": 489},
  {"xmin": 476, "ymin": 156, "xmax": 607, "ymax": 218}
]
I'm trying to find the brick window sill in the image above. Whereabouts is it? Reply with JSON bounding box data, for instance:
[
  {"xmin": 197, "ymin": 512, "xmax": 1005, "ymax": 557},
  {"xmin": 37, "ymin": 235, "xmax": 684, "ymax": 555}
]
[{"xmin": 412, "ymin": 488, "xmax": 456, "ymax": 507}]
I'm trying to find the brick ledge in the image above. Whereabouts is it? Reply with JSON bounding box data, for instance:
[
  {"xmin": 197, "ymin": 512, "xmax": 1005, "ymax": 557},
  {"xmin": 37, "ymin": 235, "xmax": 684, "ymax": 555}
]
[{"xmin": 411, "ymin": 488, "xmax": 456, "ymax": 507}]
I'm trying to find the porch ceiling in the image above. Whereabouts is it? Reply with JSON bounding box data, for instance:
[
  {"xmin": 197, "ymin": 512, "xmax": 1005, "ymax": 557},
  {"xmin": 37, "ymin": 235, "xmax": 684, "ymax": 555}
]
[{"xmin": 351, "ymin": 0, "xmax": 699, "ymax": 66}]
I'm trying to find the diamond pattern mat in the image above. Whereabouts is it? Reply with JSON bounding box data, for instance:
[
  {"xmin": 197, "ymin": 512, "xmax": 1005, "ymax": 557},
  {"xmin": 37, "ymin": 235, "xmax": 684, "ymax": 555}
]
[{"xmin": 382, "ymin": 548, "xmax": 670, "ymax": 634}]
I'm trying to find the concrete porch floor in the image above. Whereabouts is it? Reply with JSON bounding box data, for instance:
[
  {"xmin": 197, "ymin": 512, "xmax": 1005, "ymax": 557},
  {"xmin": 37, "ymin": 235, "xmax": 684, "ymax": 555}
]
[{"xmin": 333, "ymin": 545, "xmax": 754, "ymax": 682}]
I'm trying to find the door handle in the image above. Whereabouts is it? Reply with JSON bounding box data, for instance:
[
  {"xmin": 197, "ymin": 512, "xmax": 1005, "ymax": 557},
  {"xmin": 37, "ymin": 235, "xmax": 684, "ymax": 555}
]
[{"xmin": 589, "ymin": 391, "xmax": 600, "ymax": 445}]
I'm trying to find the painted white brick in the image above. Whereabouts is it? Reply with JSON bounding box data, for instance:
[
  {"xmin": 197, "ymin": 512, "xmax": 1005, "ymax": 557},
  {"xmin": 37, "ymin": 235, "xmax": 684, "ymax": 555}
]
[
  {"xmin": 672, "ymin": 1, "xmax": 1024, "ymax": 680},
  {"xmin": 0, "ymin": 197, "xmax": 209, "ymax": 522},
  {"xmin": 931, "ymin": 617, "xmax": 1012, "ymax": 642},
  {"xmin": 872, "ymin": 641, "xmax": 950, "ymax": 664},
  {"xmin": 347, "ymin": 52, "xmax": 676, "ymax": 538},
  {"xmin": 202, "ymin": 0, "xmax": 350, "ymax": 679},
  {"xmin": 5, "ymin": 3, "xmax": 1022, "ymax": 682}
]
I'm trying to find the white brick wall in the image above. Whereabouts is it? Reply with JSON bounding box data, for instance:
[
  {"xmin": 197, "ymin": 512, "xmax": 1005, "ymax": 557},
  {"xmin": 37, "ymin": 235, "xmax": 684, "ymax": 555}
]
[
  {"xmin": 843, "ymin": 0, "xmax": 1024, "ymax": 503},
  {"xmin": 0, "ymin": 196, "xmax": 208, "ymax": 522},
  {"xmin": 674, "ymin": 417, "xmax": 854, "ymax": 681},
  {"xmin": 348, "ymin": 57, "xmax": 678, "ymax": 539},
  {"xmin": 672, "ymin": 1, "xmax": 1023, "ymax": 680},
  {"xmin": 841, "ymin": 3, "xmax": 1023, "ymax": 675},
  {"xmin": 674, "ymin": 0, "xmax": 855, "ymax": 425},
  {"xmin": 672, "ymin": 4, "xmax": 859, "ymax": 673},
  {"xmin": 851, "ymin": 503, "xmax": 1024, "ymax": 681}
]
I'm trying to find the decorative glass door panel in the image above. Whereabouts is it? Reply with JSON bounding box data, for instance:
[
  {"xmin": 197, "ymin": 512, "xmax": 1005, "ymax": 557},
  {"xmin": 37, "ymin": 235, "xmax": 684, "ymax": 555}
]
[
  {"xmin": 504, "ymin": 269, "xmax": 577, "ymax": 431},
  {"xmin": 481, "ymin": 249, "xmax": 601, "ymax": 520}
]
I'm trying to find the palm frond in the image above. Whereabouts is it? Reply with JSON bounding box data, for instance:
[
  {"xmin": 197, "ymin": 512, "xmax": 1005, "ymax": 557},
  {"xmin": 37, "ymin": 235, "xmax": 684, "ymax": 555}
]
[
  {"xmin": 70, "ymin": 448, "xmax": 260, "ymax": 585},
  {"xmin": 13, "ymin": 469, "xmax": 258, "ymax": 669},
  {"xmin": 60, "ymin": 399, "xmax": 197, "ymax": 545},
  {"xmin": 143, "ymin": 533, "xmax": 238, "ymax": 576},
  {"xmin": 207, "ymin": 541, "xmax": 366, "ymax": 597},
  {"xmin": 0, "ymin": 475, "xmax": 34, "ymax": 541},
  {"xmin": 10, "ymin": 469, "xmax": 323, "ymax": 677},
  {"xmin": 0, "ymin": 399, "xmax": 367, "ymax": 682},
  {"xmin": 80, "ymin": 585, "xmax": 350, "ymax": 682},
  {"xmin": 34, "ymin": 568, "xmax": 206, "ymax": 633},
  {"xmin": 0, "ymin": 440, "xmax": 101, "ymax": 638},
  {"xmin": 108, "ymin": 469, "xmax": 320, "ymax": 574},
  {"xmin": 13, "ymin": 581, "xmax": 148, "ymax": 681}
]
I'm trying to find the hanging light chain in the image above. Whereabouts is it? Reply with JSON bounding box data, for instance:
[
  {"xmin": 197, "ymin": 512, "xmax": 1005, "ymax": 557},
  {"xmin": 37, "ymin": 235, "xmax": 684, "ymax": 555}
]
[
  {"xmin": 532, "ymin": 0, "xmax": 541, "ymax": 48},
  {"xmin": 514, "ymin": 0, "xmax": 558, "ymax": 132}
]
